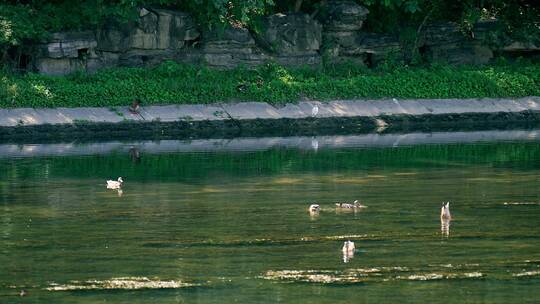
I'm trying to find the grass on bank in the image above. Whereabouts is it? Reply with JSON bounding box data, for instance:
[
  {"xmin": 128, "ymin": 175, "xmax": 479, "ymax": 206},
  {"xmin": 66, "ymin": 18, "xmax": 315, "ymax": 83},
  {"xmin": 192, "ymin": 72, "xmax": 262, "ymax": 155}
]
[{"xmin": 1, "ymin": 60, "xmax": 539, "ymax": 108}]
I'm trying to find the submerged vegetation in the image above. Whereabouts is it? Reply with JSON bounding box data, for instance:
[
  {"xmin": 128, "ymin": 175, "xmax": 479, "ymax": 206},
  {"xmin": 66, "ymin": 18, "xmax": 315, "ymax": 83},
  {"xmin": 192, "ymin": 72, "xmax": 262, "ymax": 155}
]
[{"xmin": 0, "ymin": 60, "xmax": 539, "ymax": 108}]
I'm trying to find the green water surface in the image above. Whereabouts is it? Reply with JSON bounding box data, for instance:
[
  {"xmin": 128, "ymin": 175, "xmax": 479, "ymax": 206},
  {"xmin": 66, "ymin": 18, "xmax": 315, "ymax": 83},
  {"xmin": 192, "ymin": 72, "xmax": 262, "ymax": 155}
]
[{"xmin": 1, "ymin": 141, "xmax": 539, "ymax": 303}]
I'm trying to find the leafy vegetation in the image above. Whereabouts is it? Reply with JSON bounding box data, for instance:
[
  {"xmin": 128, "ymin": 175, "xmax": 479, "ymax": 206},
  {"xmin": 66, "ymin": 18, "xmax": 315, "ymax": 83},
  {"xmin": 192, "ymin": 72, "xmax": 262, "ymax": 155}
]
[
  {"xmin": 0, "ymin": 60, "xmax": 538, "ymax": 108},
  {"xmin": 1, "ymin": 0, "xmax": 538, "ymax": 47}
]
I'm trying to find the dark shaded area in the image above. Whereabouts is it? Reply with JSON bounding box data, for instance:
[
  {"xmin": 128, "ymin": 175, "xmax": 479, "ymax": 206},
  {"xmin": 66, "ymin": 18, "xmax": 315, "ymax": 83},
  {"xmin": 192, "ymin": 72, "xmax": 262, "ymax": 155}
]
[{"xmin": 1, "ymin": 111, "xmax": 540, "ymax": 144}]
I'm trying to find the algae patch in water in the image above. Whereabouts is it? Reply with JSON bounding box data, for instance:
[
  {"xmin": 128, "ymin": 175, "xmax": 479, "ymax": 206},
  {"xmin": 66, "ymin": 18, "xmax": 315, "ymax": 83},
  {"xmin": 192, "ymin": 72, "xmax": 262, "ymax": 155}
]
[
  {"xmin": 45, "ymin": 277, "xmax": 199, "ymax": 291},
  {"xmin": 512, "ymin": 270, "xmax": 540, "ymax": 277},
  {"xmin": 261, "ymin": 270, "xmax": 366, "ymax": 284},
  {"xmin": 261, "ymin": 268, "xmax": 485, "ymax": 284},
  {"xmin": 503, "ymin": 202, "xmax": 540, "ymax": 205},
  {"xmin": 396, "ymin": 272, "xmax": 484, "ymax": 281}
]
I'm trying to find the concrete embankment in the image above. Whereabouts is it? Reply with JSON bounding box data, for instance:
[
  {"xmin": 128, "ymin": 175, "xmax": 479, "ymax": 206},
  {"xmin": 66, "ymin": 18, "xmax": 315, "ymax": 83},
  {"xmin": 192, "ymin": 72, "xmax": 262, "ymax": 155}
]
[{"xmin": 1, "ymin": 97, "xmax": 539, "ymax": 141}]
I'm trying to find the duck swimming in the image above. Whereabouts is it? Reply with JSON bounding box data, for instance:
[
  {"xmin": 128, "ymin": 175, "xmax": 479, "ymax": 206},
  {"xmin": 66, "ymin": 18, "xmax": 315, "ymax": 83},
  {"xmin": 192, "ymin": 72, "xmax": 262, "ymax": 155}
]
[
  {"xmin": 308, "ymin": 204, "xmax": 321, "ymax": 214},
  {"xmin": 342, "ymin": 240, "xmax": 355, "ymax": 254},
  {"xmin": 440, "ymin": 202, "xmax": 451, "ymax": 220},
  {"xmin": 107, "ymin": 177, "xmax": 123, "ymax": 189},
  {"xmin": 342, "ymin": 240, "xmax": 355, "ymax": 263},
  {"xmin": 335, "ymin": 200, "xmax": 365, "ymax": 209}
]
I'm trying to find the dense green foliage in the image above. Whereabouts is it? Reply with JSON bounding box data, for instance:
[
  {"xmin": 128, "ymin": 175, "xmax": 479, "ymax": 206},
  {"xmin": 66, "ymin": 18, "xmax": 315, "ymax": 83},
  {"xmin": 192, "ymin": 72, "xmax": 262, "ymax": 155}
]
[
  {"xmin": 1, "ymin": 60, "xmax": 538, "ymax": 108},
  {"xmin": 1, "ymin": 0, "xmax": 538, "ymax": 48}
]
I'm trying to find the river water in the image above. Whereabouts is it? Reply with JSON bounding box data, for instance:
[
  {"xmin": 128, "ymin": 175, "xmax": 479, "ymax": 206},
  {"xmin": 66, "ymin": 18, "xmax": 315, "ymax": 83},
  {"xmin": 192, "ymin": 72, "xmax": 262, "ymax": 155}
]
[{"xmin": 1, "ymin": 131, "xmax": 539, "ymax": 303}]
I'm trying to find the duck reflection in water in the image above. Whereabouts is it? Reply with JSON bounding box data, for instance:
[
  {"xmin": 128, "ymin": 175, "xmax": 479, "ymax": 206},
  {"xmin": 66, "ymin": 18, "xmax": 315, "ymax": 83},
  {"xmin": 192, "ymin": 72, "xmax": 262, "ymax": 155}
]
[
  {"xmin": 342, "ymin": 241, "xmax": 355, "ymax": 263},
  {"xmin": 129, "ymin": 147, "xmax": 141, "ymax": 164},
  {"xmin": 440, "ymin": 202, "xmax": 452, "ymax": 237},
  {"xmin": 441, "ymin": 217, "xmax": 451, "ymax": 237}
]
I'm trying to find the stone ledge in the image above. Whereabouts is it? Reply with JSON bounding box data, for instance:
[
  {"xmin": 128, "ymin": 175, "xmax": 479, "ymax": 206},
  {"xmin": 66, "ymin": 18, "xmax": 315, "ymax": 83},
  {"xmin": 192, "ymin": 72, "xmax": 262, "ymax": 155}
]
[{"xmin": 1, "ymin": 97, "xmax": 539, "ymax": 127}]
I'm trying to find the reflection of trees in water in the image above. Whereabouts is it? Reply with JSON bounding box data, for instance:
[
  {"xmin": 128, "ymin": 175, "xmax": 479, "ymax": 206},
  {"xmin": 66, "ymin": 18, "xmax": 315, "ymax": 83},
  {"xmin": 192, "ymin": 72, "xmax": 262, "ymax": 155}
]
[{"xmin": 1, "ymin": 141, "xmax": 539, "ymax": 183}]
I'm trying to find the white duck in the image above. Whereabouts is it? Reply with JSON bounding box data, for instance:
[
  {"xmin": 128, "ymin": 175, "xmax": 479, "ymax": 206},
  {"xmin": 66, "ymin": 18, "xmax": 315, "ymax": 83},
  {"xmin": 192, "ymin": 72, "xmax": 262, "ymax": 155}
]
[
  {"xmin": 308, "ymin": 204, "xmax": 321, "ymax": 214},
  {"xmin": 342, "ymin": 240, "xmax": 355, "ymax": 263},
  {"xmin": 107, "ymin": 177, "xmax": 123, "ymax": 189},
  {"xmin": 342, "ymin": 240, "xmax": 355, "ymax": 254},
  {"xmin": 440, "ymin": 202, "xmax": 451, "ymax": 220}
]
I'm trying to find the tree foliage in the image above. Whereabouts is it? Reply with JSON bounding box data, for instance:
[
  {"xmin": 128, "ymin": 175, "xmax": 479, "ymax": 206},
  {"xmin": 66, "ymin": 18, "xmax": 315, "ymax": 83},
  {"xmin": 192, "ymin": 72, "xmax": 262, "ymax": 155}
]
[{"xmin": 0, "ymin": 0, "xmax": 538, "ymax": 62}]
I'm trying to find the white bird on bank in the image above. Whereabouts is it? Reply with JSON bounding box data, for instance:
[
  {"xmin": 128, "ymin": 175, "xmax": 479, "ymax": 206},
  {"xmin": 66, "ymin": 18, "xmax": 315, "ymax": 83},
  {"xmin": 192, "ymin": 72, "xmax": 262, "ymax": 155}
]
[
  {"xmin": 107, "ymin": 177, "xmax": 123, "ymax": 189},
  {"xmin": 312, "ymin": 104, "xmax": 319, "ymax": 117},
  {"xmin": 440, "ymin": 202, "xmax": 451, "ymax": 220},
  {"xmin": 311, "ymin": 137, "xmax": 319, "ymax": 151}
]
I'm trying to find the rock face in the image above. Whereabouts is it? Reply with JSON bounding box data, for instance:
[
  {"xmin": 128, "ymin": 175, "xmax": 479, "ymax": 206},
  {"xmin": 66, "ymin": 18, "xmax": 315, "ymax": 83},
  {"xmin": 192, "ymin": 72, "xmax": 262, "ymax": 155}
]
[
  {"xmin": 36, "ymin": 8, "xmax": 200, "ymax": 74},
  {"xmin": 259, "ymin": 13, "xmax": 321, "ymax": 55},
  {"xmin": 27, "ymin": 5, "xmax": 533, "ymax": 75},
  {"xmin": 200, "ymin": 27, "xmax": 269, "ymax": 68},
  {"xmin": 420, "ymin": 22, "xmax": 493, "ymax": 65},
  {"xmin": 349, "ymin": 33, "xmax": 401, "ymax": 65},
  {"xmin": 125, "ymin": 9, "xmax": 199, "ymax": 51},
  {"xmin": 322, "ymin": 0, "xmax": 369, "ymax": 31},
  {"xmin": 108, "ymin": 8, "xmax": 200, "ymax": 67},
  {"xmin": 35, "ymin": 31, "xmax": 99, "ymax": 75},
  {"xmin": 258, "ymin": 13, "xmax": 322, "ymax": 66},
  {"xmin": 321, "ymin": 0, "xmax": 399, "ymax": 66}
]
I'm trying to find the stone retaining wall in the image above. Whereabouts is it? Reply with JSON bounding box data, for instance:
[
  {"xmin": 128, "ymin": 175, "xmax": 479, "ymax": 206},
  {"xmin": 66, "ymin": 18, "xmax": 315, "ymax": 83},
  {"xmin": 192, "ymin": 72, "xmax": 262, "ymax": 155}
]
[
  {"xmin": 1, "ymin": 97, "xmax": 539, "ymax": 127},
  {"xmin": 1, "ymin": 97, "xmax": 539, "ymax": 143},
  {"xmin": 18, "ymin": 1, "xmax": 538, "ymax": 75}
]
